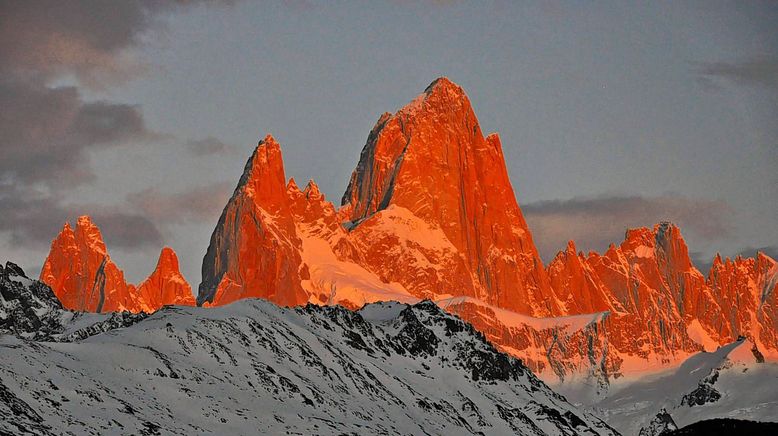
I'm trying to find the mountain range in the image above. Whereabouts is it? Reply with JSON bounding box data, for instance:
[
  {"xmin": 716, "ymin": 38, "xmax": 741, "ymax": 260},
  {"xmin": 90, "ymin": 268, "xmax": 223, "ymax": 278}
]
[
  {"xmin": 28, "ymin": 78, "xmax": 777, "ymax": 433},
  {"xmin": 1, "ymin": 263, "xmax": 618, "ymax": 435}
]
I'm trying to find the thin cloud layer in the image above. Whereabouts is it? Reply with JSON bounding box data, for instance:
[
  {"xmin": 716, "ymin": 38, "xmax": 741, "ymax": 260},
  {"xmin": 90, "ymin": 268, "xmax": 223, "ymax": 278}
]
[
  {"xmin": 522, "ymin": 194, "xmax": 731, "ymax": 263},
  {"xmin": 186, "ymin": 137, "xmax": 236, "ymax": 156},
  {"xmin": 694, "ymin": 56, "xmax": 778, "ymax": 90},
  {"xmin": 0, "ymin": 185, "xmax": 162, "ymax": 250},
  {"xmin": 127, "ymin": 182, "xmax": 234, "ymax": 224}
]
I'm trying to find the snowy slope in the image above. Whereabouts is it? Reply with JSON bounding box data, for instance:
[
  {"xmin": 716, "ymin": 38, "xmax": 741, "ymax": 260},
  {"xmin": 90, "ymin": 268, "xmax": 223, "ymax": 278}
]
[
  {"xmin": 569, "ymin": 338, "xmax": 778, "ymax": 435},
  {"xmin": 1, "ymin": 261, "xmax": 147, "ymax": 342},
  {"xmin": 0, "ymin": 298, "xmax": 619, "ymax": 435}
]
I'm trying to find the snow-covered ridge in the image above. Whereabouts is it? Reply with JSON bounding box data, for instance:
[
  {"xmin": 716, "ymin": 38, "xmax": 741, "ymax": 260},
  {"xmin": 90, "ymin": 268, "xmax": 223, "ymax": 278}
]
[
  {"xmin": 1, "ymin": 261, "xmax": 147, "ymax": 342},
  {"xmin": 0, "ymin": 295, "xmax": 618, "ymax": 435},
  {"xmin": 571, "ymin": 338, "xmax": 778, "ymax": 436}
]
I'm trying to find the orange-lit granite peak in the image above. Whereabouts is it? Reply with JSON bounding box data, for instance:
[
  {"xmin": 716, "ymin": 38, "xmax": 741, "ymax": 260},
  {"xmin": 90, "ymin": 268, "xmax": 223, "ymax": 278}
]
[
  {"xmin": 342, "ymin": 77, "xmax": 558, "ymax": 316},
  {"xmin": 237, "ymin": 134, "xmax": 290, "ymax": 214},
  {"xmin": 136, "ymin": 247, "xmax": 195, "ymax": 311},
  {"xmin": 707, "ymin": 249, "xmax": 778, "ymax": 355},
  {"xmin": 548, "ymin": 240, "xmax": 618, "ymax": 314},
  {"xmin": 41, "ymin": 216, "xmax": 139, "ymax": 312},
  {"xmin": 197, "ymin": 135, "xmax": 308, "ymax": 307},
  {"xmin": 41, "ymin": 217, "xmax": 197, "ymax": 313},
  {"xmin": 35, "ymin": 79, "xmax": 778, "ymax": 391}
]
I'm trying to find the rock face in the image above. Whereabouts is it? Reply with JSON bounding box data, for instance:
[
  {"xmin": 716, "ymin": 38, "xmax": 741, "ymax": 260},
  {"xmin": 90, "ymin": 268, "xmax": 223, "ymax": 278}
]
[
  {"xmin": 1, "ymin": 261, "xmax": 63, "ymax": 336},
  {"xmin": 40, "ymin": 217, "xmax": 194, "ymax": 313},
  {"xmin": 197, "ymin": 134, "xmax": 309, "ymax": 307},
  {"xmin": 136, "ymin": 247, "xmax": 196, "ymax": 311},
  {"xmin": 547, "ymin": 241, "xmax": 618, "ymax": 314},
  {"xmin": 707, "ymin": 252, "xmax": 778, "ymax": 352},
  {"xmin": 0, "ymin": 298, "xmax": 618, "ymax": 435},
  {"xmin": 342, "ymin": 78, "xmax": 557, "ymax": 316},
  {"xmin": 2, "ymin": 260, "xmax": 147, "ymax": 341},
  {"xmin": 40, "ymin": 216, "xmax": 138, "ymax": 312},
  {"xmin": 193, "ymin": 77, "xmax": 778, "ymax": 387}
]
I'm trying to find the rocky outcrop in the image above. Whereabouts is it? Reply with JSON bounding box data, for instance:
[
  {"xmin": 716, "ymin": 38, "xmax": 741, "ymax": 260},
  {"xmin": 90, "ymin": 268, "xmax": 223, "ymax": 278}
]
[
  {"xmin": 40, "ymin": 217, "xmax": 195, "ymax": 313},
  {"xmin": 548, "ymin": 241, "xmax": 619, "ymax": 314},
  {"xmin": 2, "ymin": 261, "xmax": 147, "ymax": 341},
  {"xmin": 342, "ymin": 78, "xmax": 557, "ymax": 316},
  {"xmin": 40, "ymin": 216, "xmax": 139, "ymax": 312},
  {"xmin": 197, "ymin": 134, "xmax": 309, "ymax": 307},
  {"xmin": 707, "ymin": 252, "xmax": 778, "ymax": 353},
  {"xmin": 1, "ymin": 261, "xmax": 63, "ymax": 337},
  {"xmin": 136, "ymin": 247, "xmax": 195, "ymax": 311}
]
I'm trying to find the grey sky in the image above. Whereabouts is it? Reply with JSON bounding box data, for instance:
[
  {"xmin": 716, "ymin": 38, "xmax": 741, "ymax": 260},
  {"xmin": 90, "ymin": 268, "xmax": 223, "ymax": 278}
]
[{"xmin": 1, "ymin": 1, "xmax": 776, "ymax": 286}]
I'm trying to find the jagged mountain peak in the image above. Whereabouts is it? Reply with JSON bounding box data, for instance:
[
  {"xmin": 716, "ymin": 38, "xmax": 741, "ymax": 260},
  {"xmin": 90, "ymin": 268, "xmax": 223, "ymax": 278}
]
[
  {"xmin": 156, "ymin": 246, "xmax": 180, "ymax": 270},
  {"xmin": 341, "ymin": 77, "xmax": 483, "ymax": 222},
  {"xmin": 233, "ymin": 133, "xmax": 289, "ymax": 212},
  {"xmin": 74, "ymin": 215, "xmax": 107, "ymax": 254},
  {"xmin": 136, "ymin": 247, "xmax": 195, "ymax": 310},
  {"xmin": 60, "ymin": 221, "xmax": 74, "ymax": 235},
  {"xmin": 335, "ymin": 78, "xmax": 556, "ymax": 315},
  {"xmin": 286, "ymin": 177, "xmax": 300, "ymax": 193},
  {"xmin": 303, "ymin": 179, "xmax": 322, "ymax": 199},
  {"xmin": 41, "ymin": 218, "xmax": 195, "ymax": 313},
  {"xmin": 197, "ymin": 133, "xmax": 306, "ymax": 308},
  {"xmin": 423, "ymin": 76, "xmax": 466, "ymax": 100}
]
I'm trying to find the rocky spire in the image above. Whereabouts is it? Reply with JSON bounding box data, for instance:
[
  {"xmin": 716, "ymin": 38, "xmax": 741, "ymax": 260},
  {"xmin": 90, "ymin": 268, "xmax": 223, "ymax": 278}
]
[
  {"xmin": 548, "ymin": 241, "xmax": 616, "ymax": 314},
  {"xmin": 40, "ymin": 216, "xmax": 138, "ymax": 312},
  {"xmin": 136, "ymin": 247, "xmax": 195, "ymax": 311},
  {"xmin": 341, "ymin": 77, "xmax": 558, "ymax": 315},
  {"xmin": 197, "ymin": 135, "xmax": 308, "ymax": 307}
]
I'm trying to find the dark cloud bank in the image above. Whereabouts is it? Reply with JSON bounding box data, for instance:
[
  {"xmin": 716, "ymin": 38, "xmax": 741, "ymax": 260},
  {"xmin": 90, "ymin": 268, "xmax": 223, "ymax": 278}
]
[{"xmin": 0, "ymin": 1, "xmax": 232, "ymax": 253}]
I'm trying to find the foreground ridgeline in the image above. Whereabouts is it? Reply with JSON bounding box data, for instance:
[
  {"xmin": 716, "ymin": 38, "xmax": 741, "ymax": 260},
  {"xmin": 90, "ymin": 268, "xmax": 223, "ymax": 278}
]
[
  {"xmin": 39, "ymin": 78, "xmax": 778, "ymax": 385},
  {"xmin": 40, "ymin": 216, "xmax": 194, "ymax": 313},
  {"xmin": 0, "ymin": 297, "xmax": 618, "ymax": 435}
]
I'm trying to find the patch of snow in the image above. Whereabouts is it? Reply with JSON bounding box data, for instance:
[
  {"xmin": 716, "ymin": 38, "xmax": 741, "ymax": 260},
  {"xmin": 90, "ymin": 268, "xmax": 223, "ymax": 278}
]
[
  {"xmin": 634, "ymin": 245, "xmax": 654, "ymax": 259},
  {"xmin": 298, "ymin": 226, "xmax": 417, "ymax": 308},
  {"xmin": 686, "ymin": 319, "xmax": 718, "ymax": 352},
  {"xmin": 437, "ymin": 296, "xmax": 608, "ymax": 335}
]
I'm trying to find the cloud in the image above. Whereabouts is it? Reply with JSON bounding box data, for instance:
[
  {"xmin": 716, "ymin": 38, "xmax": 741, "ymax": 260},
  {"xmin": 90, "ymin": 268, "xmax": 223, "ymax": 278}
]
[
  {"xmin": 736, "ymin": 245, "xmax": 778, "ymax": 261},
  {"xmin": 127, "ymin": 182, "xmax": 234, "ymax": 224},
  {"xmin": 0, "ymin": 1, "xmax": 233, "ymax": 258},
  {"xmin": 89, "ymin": 211, "xmax": 164, "ymax": 249},
  {"xmin": 186, "ymin": 137, "xmax": 236, "ymax": 156},
  {"xmin": 522, "ymin": 194, "xmax": 731, "ymax": 262},
  {"xmin": 0, "ymin": 1, "xmax": 235, "ymax": 190},
  {"xmin": 0, "ymin": 184, "xmax": 162, "ymax": 250},
  {"xmin": 0, "ymin": 77, "xmax": 155, "ymax": 189},
  {"xmin": 0, "ymin": 179, "xmax": 233, "ymax": 251},
  {"xmin": 694, "ymin": 56, "xmax": 778, "ymax": 90},
  {"xmin": 0, "ymin": 1, "xmax": 233, "ymax": 87}
]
